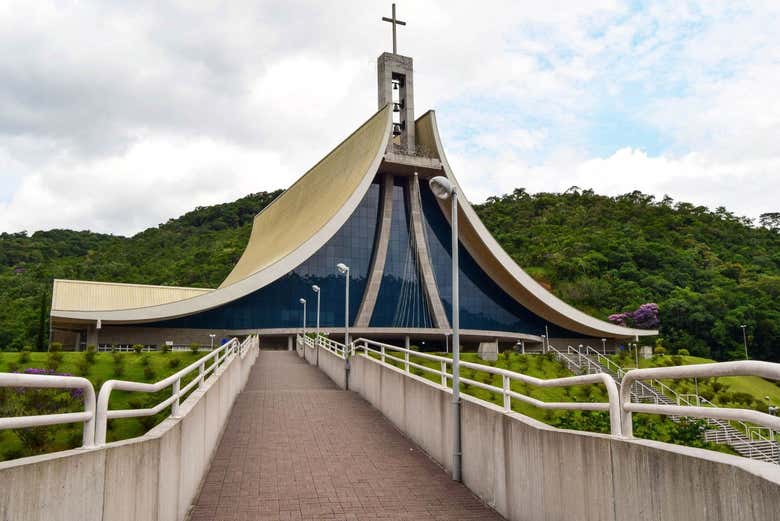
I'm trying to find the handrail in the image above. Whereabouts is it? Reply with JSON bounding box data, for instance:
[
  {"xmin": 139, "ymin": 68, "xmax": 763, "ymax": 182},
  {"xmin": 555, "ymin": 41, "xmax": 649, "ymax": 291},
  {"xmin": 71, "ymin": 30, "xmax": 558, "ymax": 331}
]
[
  {"xmin": 299, "ymin": 334, "xmax": 348, "ymax": 359},
  {"xmin": 95, "ymin": 336, "xmax": 254, "ymax": 445},
  {"xmin": 572, "ymin": 345, "xmax": 778, "ymax": 462},
  {"xmin": 620, "ymin": 361, "xmax": 780, "ymax": 437},
  {"xmin": 0, "ymin": 373, "xmax": 97, "ymax": 447},
  {"xmin": 354, "ymin": 338, "xmax": 622, "ymax": 436}
]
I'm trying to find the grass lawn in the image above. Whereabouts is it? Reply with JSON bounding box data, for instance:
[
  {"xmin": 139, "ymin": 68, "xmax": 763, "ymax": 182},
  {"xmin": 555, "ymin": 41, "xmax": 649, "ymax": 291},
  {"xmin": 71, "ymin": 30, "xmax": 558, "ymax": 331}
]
[{"xmin": 0, "ymin": 350, "xmax": 210, "ymax": 461}]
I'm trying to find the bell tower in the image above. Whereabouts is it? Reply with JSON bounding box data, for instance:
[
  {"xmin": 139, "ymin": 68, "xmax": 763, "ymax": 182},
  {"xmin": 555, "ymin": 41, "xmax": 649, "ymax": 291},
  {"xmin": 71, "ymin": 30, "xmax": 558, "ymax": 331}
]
[{"xmin": 378, "ymin": 3, "xmax": 415, "ymax": 154}]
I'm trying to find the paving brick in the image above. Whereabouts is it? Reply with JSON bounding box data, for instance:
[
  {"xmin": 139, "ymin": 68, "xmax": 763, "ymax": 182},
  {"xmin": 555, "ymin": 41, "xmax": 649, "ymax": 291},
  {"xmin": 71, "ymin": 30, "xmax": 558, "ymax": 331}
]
[{"xmin": 188, "ymin": 351, "xmax": 504, "ymax": 521}]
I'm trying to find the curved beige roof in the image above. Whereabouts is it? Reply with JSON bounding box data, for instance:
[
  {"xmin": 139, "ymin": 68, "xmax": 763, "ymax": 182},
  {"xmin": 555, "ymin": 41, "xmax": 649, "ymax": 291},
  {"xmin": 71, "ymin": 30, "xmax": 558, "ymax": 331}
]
[
  {"xmin": 51, "ymin": 105, "xmax": 392, "ymax": 321},
  {"xmin": 51, "ymin": 279, "xmax": 213, "ymax": 312},
  {"xmin": 220, "ymin": 105, "xmax": 392, "ymax": 288},
  {"xmin": 415, "ymin": 110, "xmax": 655, "ymax": 339}
]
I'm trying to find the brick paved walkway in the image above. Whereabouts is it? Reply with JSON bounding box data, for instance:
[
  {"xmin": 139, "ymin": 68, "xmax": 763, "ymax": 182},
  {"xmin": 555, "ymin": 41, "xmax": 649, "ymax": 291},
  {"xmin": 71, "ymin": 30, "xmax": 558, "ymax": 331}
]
[{"xmin": 189, "ymin": 351, "xmax": 504, "ymax": 521}]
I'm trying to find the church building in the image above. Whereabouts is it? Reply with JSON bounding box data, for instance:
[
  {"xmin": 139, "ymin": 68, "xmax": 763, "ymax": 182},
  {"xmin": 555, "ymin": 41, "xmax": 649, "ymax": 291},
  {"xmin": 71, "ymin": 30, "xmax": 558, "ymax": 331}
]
[{"xmin": 50, "ymin": 10, "xmax": 655, "ymax": 351}]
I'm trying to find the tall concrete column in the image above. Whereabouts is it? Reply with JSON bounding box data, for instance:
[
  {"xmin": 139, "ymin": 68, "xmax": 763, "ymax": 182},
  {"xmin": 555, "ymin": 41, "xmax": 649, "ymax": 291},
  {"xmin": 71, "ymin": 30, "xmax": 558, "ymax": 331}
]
[
  {"xmin": 407, "ymin": 173, "xmax": 450, "ymax": 329},
  {"xmin": 85, "ymin": 325, "xmax": 98, "ymax": 350},
  {"xmin": 288, "ymin": 335, "xmax": 293, "ymax": 351},
  {"xmin": 355, "ymin": 173, "xmax": 395, "ymax": 327}
]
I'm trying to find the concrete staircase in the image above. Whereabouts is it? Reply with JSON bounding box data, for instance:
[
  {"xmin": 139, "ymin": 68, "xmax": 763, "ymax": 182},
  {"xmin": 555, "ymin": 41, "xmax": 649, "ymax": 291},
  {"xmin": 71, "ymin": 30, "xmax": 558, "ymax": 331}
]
[{"xmin": 544, "ymin": 343, "xmax": 780, "ymax": 464}]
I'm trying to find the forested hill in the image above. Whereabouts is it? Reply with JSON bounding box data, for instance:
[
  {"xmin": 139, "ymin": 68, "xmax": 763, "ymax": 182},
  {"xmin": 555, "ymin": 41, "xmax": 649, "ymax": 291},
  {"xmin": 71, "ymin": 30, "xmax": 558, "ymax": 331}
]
[{"xmin": 1, "ymin": 188, "xmax": 778, "ymax": 361}]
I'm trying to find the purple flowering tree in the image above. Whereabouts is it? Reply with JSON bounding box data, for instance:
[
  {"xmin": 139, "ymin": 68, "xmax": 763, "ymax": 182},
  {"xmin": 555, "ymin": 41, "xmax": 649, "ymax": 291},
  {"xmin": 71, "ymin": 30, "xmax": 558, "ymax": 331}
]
[{"xmin": 608, "ymin": 303, "xmax": 660, "ymax": 330}]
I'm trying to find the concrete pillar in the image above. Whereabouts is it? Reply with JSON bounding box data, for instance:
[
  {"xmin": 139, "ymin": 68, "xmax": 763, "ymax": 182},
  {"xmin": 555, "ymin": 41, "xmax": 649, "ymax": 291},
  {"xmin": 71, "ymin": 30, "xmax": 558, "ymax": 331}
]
[
  {"xmin": 288, "ymin": 335, "xmax": 293, "ymax": 351},
  {"xmin": 405, "ymin": 336, "xmax": 410, "ymax": 349},
  {"xmin": 355, "ymin": 172, "xmax": 394, "ymax": 327},
  {"xmin": 86, "ymin": 326, "xmax": 98, "ymax": 350},
  {"xmin": 74, "ymin": 331, "xmax": 81, "ymax": 351},
  {"xmin": 407, "ymin": 174, "xmax": 450, "ymax": 329}
]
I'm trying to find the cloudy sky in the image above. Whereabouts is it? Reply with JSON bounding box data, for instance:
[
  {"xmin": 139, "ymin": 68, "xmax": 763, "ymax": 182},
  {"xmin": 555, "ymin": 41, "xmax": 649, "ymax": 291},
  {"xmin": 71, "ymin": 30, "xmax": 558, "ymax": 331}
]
[{"xmin": 0, "ymin": 0, "xmax": 778, "ymax": 235}]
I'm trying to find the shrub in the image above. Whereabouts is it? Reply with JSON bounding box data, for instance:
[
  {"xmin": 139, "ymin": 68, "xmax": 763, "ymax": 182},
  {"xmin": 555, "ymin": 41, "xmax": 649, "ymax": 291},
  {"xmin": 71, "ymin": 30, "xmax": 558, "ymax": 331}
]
[
  {"xmin": 160, "ymin": 343, "xmax": 171, "ymax": 354},
  {"xmin": 8, "ymin": 361, "xmax": 19, "ymax": 373},
  {"xmin": 132, "ymin": 344, "xmax": 144, "ymax": 354},
  {"xmin": 75, "ymin": 359, "xmax": 89, "ymax": 376},
  {"xmin": 143, "ymin": 365, "xmax": 156, "ymax": 381},
  {"xmin": 18, "ymin": 350, "xmax": 30, "ymax": 364},
  {"xmin": 45, "ymin": 353, "xmax": 61, "ymax": 371},
  {"xmin": 677, "ymin": 348, "xmax": 690, "ymax": 356},
  {"xmin": 670, "ymin": 355, "xmax": 683, "ymax": 366},
  {"xmin": 84, "ymin": 345, "xmax": 97, "ymax": 364},
  {"xmin": 167, "ymin": 358, "xmax": 182, "ymax": 370},
  {"xmin": 189, "ymin": 342, "xmax": 200, "ymax": 354},
  {"xmin": 653, "ymin": 346, "xmax": 666, "ymax": 356},
  {"xmin": 140, "ymin": 354, "xmax": 151, "ymax": 367},
  {"xmin": 732, "ymin": 392, "xmax": 754, "ymax": 406},
  {"xmin": 49, "ymin": 342, "xmax": 62, "ymax": 353},
  {"xmin": 112, "ymin": 353, "xmax": 125, "ymax": 378}
]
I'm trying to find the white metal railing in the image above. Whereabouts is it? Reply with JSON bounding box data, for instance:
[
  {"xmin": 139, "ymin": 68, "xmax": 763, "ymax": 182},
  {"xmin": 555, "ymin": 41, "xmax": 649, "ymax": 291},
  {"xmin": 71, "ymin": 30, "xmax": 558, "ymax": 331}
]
[
  {"xmin": 0, "ymin": 372, "xmax": 97, "ymax": 447},
  {"xmin": 298, "ymin": 334, "xmax": 349, "ymax": 359},
  {"xmin": 572, "ymin": 344, "xmax": 779, "ymax": 456},
  {"xmin": 353, "ymin": 338, "xmax": 623, "ymax": 436},
  {"xmin": 95, "ymin": 335, "xmax": 257, "ymax": 444},
  {"xmin": 620, "ymin": 361, "xmax": 780, "ymax": 440}
]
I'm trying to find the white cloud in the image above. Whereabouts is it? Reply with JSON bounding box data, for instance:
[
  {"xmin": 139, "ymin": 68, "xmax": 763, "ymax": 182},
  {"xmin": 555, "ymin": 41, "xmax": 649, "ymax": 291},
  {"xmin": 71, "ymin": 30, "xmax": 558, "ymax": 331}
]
[
  {"xmin": 0, "ymin": 135, "xmax": 285, "ymax": 234},
  {"xmin": 0, "ymin": 0, "xmax": 779, "ymax": 235}
]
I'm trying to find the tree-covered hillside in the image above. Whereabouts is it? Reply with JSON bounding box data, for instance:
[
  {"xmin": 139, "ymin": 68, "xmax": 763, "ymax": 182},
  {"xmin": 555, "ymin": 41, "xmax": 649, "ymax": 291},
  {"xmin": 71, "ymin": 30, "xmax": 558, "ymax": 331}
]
[
  {"xmin": 1, "ymin": 187, "xmax": 778, "ymax": 361},
  {"xmin": 0, "ymin": 191, "xmax": 280, "ymax": 350},
  {"xmin": 474, "ymin": 188, "xmax": 780, "ymax": 361}
]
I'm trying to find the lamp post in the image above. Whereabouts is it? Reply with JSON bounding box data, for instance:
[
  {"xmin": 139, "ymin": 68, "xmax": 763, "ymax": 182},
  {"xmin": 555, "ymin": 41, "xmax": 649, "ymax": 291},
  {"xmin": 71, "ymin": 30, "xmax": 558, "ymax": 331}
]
[
  {"xmin": 337, "ymin": 263, "xmax": 350, "ymax": 389},
  {"xmin": 312, "ymin": 285, "xmax": 321, "ymax": 366},
  {"xmin": 299, "ymin": 298, "xmax": 307, "ymax": 337},
  {"xmin": 336, "ymin": 264, "xmax": 350, "ymax": 346},
  {"xmin": 444, "ymin": 331, "xmax": 450, "ymax": 354},
  {"xmin": 740, "ymin": 324, "xmax": 749, "ymax": 360},
  {"xmin": 601, "ymin": 338, "xmax": 606, "ymax": 355},
  {"xmin": 209, "ymin": 334, "xmax": 216, "ymax": 351},
  {"xmin": 429, "ymin": 175, "xmax": 462, "ymax": 483}
]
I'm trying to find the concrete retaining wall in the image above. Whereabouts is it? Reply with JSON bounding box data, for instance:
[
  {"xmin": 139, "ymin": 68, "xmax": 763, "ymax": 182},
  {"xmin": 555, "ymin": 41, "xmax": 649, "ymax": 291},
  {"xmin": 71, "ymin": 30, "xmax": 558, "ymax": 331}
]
[
  {"xmin": 0, "ymin": 347, "xmax": 259, "ymax": 521},
  {"xmin": 349, "ymin": 354, "xmax": 780, "ymax": 521},
  {"xmin": 297, "ymin": 341, "xmax": 347, "ymax": 389}
]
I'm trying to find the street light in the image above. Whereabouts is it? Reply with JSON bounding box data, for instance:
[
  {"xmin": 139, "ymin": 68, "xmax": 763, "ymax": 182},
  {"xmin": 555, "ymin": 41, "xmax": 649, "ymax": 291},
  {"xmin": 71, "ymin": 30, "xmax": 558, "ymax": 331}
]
[
  {"xmin": 428, "ymin": 175, "xmax": 462, "ymax": 483},
  {"xmin": 312, "ymin": 285, "xmax": 321, "ymax": 366},
  {"xmin": 209, "ymin": 333, "xmax": 216, "ymax": 351},
  {"xmin": 299, "ymin": 298, "xmax": 307, "ymax": 336},
  {"xmin": 740, "ymin": 324, "xmax": 749, "ymax": 360},
  {"xmin": 337, "ymin": 263, "xmax": 350, "ymax": 389},
  {"xmin": 601, "ymin": 338, "xmax": 607, "ymax": 355},
  {"xmin": 336, "ymin": 264, "xmax": 350, "ymax": 346}
]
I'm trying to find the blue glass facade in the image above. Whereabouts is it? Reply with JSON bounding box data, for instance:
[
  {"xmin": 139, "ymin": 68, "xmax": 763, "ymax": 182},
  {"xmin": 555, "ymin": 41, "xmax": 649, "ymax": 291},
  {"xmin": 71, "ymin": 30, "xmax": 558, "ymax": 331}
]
[
  {"xmin": 138, "ymin": 173, "xmax": 577, "ymax": 336},
  {"xmin": 418, "ymin": 181, "xmax": 576, "ymax": 337},
  {"xmin": 370, "ymin": 179, "xmax": 432, "ymax": 328},
  {"xmin": 144, "ymin": 183, "xmax": 381, "ymax": 329}
]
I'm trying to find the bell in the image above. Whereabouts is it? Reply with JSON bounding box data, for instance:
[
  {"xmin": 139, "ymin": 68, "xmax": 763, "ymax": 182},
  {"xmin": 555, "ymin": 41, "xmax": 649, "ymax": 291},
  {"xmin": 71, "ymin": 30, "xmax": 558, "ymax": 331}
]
[
  {"xmin": 393, "ymin": 102, "xmax": 400, "ymax": 113},
  {"xmin": 393, "ymin": 81, "xmax": 399, "ymax": 90},
  {"xmin": 392, "ymin": 123, "xmax": 402, "ymax": 136}
]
